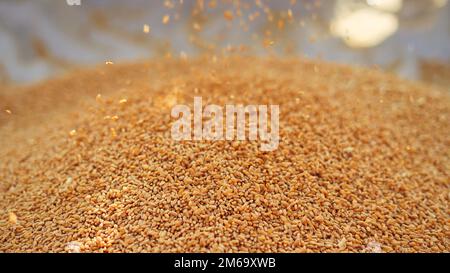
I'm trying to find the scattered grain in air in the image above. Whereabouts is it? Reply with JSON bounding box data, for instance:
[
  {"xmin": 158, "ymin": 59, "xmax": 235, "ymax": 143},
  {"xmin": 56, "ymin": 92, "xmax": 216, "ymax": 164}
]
[
  {"xmin": 287, "ymin": 9, "xmax": 293, "ymax": 20},
  {"xmin": 143, "ymin": 24, "xmax": 151, "ymax": 33},
  {"xmin": 180, "ymin": 51, "xmax": 188, "ymax": 60},
  {"xmin": 164, "ymin": 0, "xmax": 175, "ymax": 9},
  {"xmin": 208, "ymin": 0, "xmax": 216, "ymax": 8},
  {"xmin": 263, "ymin": 39, "xmax": 275, "ymax": 48},
  {"xmin": 224, "ymin": 10, "xmax": 234, "ymax": 21},
  {"xmin": 163, "ymin": 15, "xmax": 170, "ymax": 24},
  {"xmin": 193, "ymin": 22, "xmax": 201, "ymax": 31}
]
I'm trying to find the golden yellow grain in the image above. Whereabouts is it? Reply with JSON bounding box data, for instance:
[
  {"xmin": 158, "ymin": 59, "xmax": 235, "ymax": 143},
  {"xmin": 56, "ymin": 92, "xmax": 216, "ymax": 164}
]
[
  {"xmin": 143, "ymin": 24, "xmax": 151, "ymax": 34},
  {"xmin": 0, "ymin": 57, "xmax": 448, "ymax": 253},
  {"xmin": 8, "ymin": 212, "xmax": 17, "ymax": 225},
  {"xmin": 162, "ymin": 15, "xmax": 170, "ymax": 24},
  {"xmin": 224, "ymin": 10, "xmax": 234, "ymax": 21}
]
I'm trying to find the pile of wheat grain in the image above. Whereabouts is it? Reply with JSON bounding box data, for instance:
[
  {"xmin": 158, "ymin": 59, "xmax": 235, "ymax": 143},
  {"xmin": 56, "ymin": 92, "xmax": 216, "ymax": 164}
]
[{"xmin": 0, "ymin": 57, "xmax": 448, "ymax": 252}]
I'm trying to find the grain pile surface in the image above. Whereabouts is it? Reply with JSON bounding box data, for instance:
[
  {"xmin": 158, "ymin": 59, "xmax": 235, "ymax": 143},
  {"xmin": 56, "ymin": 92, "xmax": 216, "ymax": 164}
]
[{"xmin": 0, "ymin": 57, "xmax": 449, "ymax": 253}]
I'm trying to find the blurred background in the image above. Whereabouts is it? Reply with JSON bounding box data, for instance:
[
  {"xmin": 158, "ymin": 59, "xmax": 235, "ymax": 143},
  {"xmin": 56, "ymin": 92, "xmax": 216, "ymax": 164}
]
[{"xmin": 0, "ymin": 0, "xmax": 448, "ymax": 88}]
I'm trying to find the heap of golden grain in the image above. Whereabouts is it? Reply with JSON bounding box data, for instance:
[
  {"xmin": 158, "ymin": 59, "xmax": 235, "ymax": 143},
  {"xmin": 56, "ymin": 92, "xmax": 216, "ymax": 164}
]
[{"xmin": 0, "ymin": 57, "xmax": 448, "ymax": 252}]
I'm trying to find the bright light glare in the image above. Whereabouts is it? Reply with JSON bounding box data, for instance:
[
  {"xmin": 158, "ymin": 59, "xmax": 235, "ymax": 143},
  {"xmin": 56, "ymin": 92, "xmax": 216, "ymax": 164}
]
[
  {"xmin": 367, "ymin": 0, "xmax": 403, "ymax": 12},
  {"xmin": 433, "ymin": 0, "xmax": 448, "ymax": 8},
  {"xmin": 331, "ymin": 8, "xmax": 399, "ymax": 48}
]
